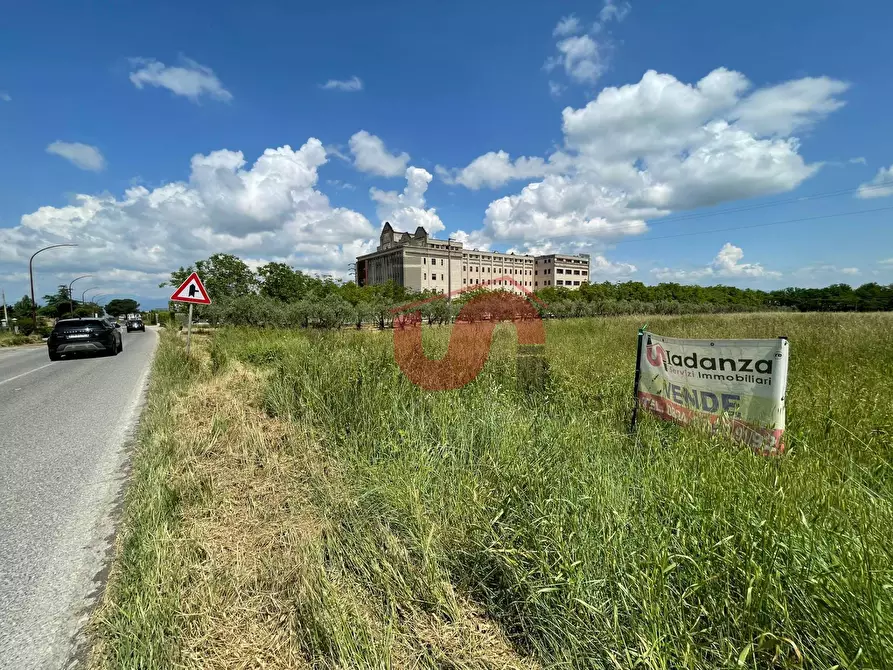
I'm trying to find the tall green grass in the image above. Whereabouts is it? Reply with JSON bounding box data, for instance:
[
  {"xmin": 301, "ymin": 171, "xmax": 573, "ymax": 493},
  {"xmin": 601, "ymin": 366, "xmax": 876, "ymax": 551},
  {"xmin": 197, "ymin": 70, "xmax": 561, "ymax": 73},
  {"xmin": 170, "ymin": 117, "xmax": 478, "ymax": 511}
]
[{"xmin": 212, "ymin": 313, "xmax": 893, "ymax": 668}]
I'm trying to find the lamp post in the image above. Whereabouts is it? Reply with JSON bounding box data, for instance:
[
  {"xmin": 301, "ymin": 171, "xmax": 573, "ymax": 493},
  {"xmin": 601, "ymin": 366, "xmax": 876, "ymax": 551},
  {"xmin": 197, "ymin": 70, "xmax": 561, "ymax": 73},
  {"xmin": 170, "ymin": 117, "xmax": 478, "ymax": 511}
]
[
  {"xmin": 82, "ymin": 286, "xmax": 101, "ymax": 305},
  {"xmin": 30, "ymin": 244, "xmax": 77, "ymax": 332},
  {"xmin": 67, "ymin": 274, "xmax": 92, "ymax": 316},
  {"xmin": 89, "ymin": 294, "xmax": 108, "ymax": 318}
]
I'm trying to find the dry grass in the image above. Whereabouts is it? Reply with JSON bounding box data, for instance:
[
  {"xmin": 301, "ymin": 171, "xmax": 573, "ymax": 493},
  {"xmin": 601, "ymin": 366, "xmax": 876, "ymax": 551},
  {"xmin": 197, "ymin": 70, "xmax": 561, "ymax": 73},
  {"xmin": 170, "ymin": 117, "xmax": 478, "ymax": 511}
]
[
  {"xmin": 0, "ymin": 331, "xmax": 41, "ymax": 347},
  {"xmin": 92, "ymin": 333, "xmax": 537, "ymax": 669}
]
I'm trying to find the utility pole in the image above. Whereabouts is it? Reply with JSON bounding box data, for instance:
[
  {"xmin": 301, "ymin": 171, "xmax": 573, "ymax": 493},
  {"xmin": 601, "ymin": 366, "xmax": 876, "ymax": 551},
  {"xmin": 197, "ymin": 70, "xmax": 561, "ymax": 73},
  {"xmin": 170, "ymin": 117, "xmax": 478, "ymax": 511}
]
[{"xmin": 1, "ymin": 288, "xmax": 8, "ymax": 330}]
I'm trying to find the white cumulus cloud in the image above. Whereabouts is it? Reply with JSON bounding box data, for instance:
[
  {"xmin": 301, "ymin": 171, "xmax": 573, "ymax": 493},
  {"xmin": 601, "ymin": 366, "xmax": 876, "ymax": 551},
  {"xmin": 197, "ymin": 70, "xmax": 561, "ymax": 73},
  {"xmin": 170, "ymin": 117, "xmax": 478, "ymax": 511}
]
[
  {"xmin": 731, "ymin": 76, "xmax": 849, "ymax": 136},
  {"xmin": 856, "ymin": 165, "xmax": 893, "ymax": 199},
  {"xmin": 129, "ymin": 57, "xmax": 232, "ymax": 103},
  {"xmin": 0, "ymin": 139, "xmax": 375, "ymax": 302},
  {"xmin": 440, "ymin": 67, "xmax": 845, "ymax": 251},
  {"xmin": 436, "ymin": 150, "xmax": 571, "ymax": 190},
  {"xmin": 370, "ymin": 167, "xmax": 444, "ymax": 234},
  {"xmin": 652, "ymin": 243, "xmax": 780, "ymax": 282},
  {"xmin": 0, "ymin": 91, "xmax": 10, "ymax": 102},
  {"xmin": 549, "ymin": 35, "xmax": 605, "ymax": 84},
  {"xmin": 349, "ymin": 130, "xmax": 410, "ymax": 177},
  {"xmin": 546, "ymin": 1, "xmax": 629, "ymax": 90},
  {"xmin": 599, "ymin": 0, "xmax": 631, "ymax": 23},
  {"xmin": 553, "ymin": 15, "xmax": 583, "ymax": 37},
  {"xmin": 46, "ymin": 141, "xmax": 106, "ymax": 172},
  {"xmin": 321, "ymin": 76, "xmax": 363, "ymax": 92}
]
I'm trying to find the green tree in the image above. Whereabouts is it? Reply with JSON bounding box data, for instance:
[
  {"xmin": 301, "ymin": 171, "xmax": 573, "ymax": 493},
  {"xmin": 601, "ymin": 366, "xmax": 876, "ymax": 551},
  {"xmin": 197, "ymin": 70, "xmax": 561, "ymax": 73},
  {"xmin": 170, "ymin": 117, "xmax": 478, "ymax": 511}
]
[
  {"xmin": 162, "ymin": 253, "xmax": 257, "ymax": 319},
  {"xmin": 106, "ymin": 298, "xmax": 140, "ymax": 317},
  {"xmin": 11, "ymin": 295, "xmax": 34, "ymax": 319},
  {"xmin": 257, "ymin": 262, "xmax": 307, "ymax": 302},
  {"xmin": 40, "ymin": 285, "xmax": 76, "ymax": 318},
  {"xmin": 195, "ymin": 253, "xmax": 257, "ymax": 299}
]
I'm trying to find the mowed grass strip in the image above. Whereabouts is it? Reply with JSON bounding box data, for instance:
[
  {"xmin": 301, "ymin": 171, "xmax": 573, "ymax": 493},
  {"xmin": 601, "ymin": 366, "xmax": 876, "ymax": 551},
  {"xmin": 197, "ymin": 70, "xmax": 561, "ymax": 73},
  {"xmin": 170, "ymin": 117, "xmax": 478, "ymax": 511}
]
[
  {"xmin": 93, "ymin": 314, "xmax": 893, "ymax": 669},
  {"xmin": 91, "ymin": 331, "xmax": 535, "ymax": 669}
]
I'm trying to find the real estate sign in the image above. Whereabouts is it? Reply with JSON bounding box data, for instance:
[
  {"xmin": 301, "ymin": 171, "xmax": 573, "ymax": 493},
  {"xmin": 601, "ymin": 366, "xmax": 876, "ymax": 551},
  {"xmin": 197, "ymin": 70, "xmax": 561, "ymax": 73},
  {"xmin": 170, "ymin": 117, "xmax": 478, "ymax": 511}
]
[{"xmin": 635, "ymin": 331, "xmax": 790, "ymax": 454}]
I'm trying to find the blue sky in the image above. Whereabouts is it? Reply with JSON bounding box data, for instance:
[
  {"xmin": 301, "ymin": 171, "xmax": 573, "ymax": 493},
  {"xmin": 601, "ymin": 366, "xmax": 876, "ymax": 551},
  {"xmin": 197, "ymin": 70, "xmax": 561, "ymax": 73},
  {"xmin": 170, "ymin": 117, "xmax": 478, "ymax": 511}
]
[{"xmin": 2, "ymin": 0, "xmax": 892, "ymax": 307}]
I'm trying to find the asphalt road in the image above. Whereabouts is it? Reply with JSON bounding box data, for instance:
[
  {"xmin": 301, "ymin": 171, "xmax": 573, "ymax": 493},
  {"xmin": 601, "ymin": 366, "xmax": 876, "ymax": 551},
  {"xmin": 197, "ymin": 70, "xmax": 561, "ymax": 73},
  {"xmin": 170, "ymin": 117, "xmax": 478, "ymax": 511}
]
[{"xmin": 0, "ymin": 327, "xmax": 158, "ymax": 669}]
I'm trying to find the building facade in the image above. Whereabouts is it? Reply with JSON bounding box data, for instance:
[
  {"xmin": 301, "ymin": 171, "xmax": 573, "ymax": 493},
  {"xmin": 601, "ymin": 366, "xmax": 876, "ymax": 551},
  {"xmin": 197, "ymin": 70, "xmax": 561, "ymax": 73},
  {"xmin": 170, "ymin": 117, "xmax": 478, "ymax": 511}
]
[
  {"xmin": 356, "ymin": 223, "xmax": 590, "ymax": 294},
  {"xmin": 534, "ymin": 254, "xmax": 591, "ymax": 289}
]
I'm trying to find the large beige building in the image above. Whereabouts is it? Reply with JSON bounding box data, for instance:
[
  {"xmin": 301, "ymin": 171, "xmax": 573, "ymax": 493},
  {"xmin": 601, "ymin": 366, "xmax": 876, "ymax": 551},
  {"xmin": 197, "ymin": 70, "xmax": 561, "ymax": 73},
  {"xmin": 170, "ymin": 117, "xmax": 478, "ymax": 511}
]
[{"xmin": 356, "ymin": 223, "xmax": 590, "ymax": 294}]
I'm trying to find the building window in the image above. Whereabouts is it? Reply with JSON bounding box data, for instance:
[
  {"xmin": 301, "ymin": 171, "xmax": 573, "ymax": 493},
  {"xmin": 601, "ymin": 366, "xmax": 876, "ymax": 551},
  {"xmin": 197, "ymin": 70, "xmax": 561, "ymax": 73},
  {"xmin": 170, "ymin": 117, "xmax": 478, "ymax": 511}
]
[
  {"xmin": 463, "ymin": 265, "xmax": 466, "ymax": 271},
  {"xmin": 424, "ymin": 258, "xmax": 427, "ymax": 264},
  {"xmin": 441, "ymin": 274, "xmax": 445, "ymax": 280},
  {"xmin": 431, "ymin": 258, "xmax": 437, "ymax": 264},
  {"xmin": 441, "ymin": 259, "xmax": 444, "ymax": 265},
  {"xmin": 574, "ymin": 281, "xmax": 580, "ymax": 286},
  {"xmin": 423, "ymin": 273, "xmax": 427, "ymax": 280},
  {"xmin": 556, "ymin": 268, "xmax": 563, "ymax": 274},
  {"xmin": 557, "ymin": 280, "xmax": 563, "ymax": 285}
]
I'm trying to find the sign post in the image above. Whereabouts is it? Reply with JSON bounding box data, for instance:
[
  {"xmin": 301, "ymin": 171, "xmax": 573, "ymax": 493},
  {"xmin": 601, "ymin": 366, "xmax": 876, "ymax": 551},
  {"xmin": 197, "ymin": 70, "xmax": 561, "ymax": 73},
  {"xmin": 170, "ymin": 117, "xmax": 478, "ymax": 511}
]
[
  {"xmin": 169, "ymin": 271, "xmax": 211, "ymax": 356},
  {"xmin": 629, "ymin": 326, "xmax": 646, "ymax": 435},
  {"xmin": 186, "ymin": 304, "xmax": 194, "ymax": 356}
]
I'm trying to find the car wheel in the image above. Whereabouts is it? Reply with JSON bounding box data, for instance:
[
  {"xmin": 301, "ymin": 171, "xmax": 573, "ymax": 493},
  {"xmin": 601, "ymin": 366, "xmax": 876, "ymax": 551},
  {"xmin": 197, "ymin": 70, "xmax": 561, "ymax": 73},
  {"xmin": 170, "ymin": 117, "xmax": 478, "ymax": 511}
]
[{"xmin": 49, "ymin": 350, "xmax": 61, "ymax": 361}]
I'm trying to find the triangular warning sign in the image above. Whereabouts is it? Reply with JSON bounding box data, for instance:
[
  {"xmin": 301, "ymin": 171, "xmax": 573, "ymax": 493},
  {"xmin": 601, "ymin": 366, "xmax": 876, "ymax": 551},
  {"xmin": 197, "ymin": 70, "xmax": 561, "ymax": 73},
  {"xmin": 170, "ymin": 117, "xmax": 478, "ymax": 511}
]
[{"xmin": 170, "ymin": 272, "xmax": 212, "ymax": 305}]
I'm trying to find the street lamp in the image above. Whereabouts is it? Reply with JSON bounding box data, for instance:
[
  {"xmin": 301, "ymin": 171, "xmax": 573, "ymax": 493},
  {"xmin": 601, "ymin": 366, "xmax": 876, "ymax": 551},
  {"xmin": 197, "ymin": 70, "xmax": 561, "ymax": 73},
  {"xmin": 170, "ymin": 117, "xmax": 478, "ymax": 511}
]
[
  {"xmin": 30, "ymin": 244, "xmax": 77, "ymax": 331},
  {"xmin": 90, "ymin": 294, "xmax": 108, "ymax": 317},
  {"xmin": 68, "ymin": 274, "xmax": 92, "ymax": 315},
  {"xmin": 82, "ymin": 286, "xmax": 101, "ymax": 303}
]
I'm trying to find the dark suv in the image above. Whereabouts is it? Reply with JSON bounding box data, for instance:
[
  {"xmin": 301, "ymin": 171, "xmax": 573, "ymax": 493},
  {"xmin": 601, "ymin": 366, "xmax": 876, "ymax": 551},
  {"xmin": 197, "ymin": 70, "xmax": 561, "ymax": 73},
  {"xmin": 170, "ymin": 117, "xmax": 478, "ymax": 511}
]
[
  {"xmin": 127, "ymin": 318, "xmax": 145, "ymax": 332},
  {"xmin": 47, "ymin": 317, "xmax": 123, "ymax": 360}
]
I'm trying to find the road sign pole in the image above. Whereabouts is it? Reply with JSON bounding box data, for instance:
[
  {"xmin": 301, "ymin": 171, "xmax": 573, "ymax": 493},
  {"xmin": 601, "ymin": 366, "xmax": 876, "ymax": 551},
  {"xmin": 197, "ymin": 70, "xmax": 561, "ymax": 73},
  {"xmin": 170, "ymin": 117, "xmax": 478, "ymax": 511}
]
[
  {"xmin": 170, "ymin": 272, "xmax": 210, "ymax": 353},
  {"xmin": 186, "ymin": 303, "xmax": 194, "ymax": 356}
]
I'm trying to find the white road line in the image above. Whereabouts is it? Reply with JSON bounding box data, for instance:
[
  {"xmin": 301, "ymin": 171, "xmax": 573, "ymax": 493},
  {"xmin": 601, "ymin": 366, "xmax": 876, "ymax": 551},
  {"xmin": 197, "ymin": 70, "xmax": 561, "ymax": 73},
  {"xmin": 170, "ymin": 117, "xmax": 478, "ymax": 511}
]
[{"xmin": 0, "ymin": 362, "xmax": 54, "ymax": 387}]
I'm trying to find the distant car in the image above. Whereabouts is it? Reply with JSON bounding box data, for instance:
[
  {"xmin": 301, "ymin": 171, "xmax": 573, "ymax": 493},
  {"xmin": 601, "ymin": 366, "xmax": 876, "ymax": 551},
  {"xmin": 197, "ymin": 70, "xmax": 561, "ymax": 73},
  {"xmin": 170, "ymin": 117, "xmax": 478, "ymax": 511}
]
[
  {"xmin": 126, "ymin": 319, "xmax": 145, "ymax": 332},
  {"xmin": 47, "ymin": 317, "xmax": 122, "ymax": 360}
]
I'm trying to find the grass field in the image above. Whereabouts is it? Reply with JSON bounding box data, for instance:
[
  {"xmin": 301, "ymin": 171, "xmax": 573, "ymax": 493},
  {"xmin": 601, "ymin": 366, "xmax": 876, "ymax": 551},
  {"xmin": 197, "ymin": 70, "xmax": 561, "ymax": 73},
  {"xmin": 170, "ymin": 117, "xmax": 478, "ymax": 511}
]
[
  {"xmin": 91, "ymin": 313, "xmax": 893, "ymax": 669},
  {"xmin": 0, "ymin": 331, "xmax": 41, "ymax": 347}
]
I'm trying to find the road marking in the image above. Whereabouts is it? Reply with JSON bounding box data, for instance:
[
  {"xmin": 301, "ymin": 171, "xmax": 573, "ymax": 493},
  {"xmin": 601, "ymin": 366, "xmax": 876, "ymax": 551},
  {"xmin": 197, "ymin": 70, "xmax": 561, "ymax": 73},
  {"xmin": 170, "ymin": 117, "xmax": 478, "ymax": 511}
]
[{"xmin": 0, "ymin": 362, "xmax": 54, "ymax": 387}]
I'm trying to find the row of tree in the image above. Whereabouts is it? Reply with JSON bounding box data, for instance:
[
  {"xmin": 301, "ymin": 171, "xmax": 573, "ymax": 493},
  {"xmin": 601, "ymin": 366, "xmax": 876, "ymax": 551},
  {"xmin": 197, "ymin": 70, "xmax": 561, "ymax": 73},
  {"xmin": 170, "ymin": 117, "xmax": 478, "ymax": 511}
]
[
  {"xmin": 2, "ymin": 287, "xmax": 143, "ymax": 334},
  {"xmin": 158, "ymin": 254, "xmax": 893, "ymax": 329}
]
